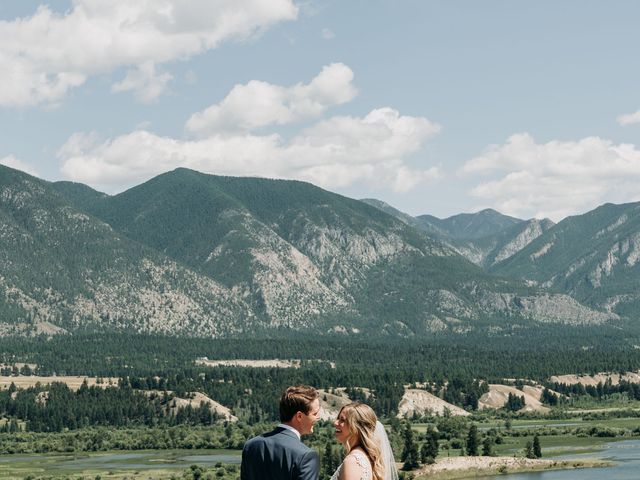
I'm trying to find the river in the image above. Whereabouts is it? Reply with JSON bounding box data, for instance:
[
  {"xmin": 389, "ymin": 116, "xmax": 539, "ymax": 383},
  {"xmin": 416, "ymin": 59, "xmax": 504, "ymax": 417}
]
[{"xmin": 480, "ymin": 439, "xmax": 640, "ymax": 479}]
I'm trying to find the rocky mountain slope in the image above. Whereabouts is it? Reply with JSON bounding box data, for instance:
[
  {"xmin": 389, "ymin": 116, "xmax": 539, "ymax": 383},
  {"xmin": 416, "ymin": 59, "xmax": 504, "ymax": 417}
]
[
  {"xmin": 361, "ymin": 200, "xmax": 555, "ymax": 268},
  {"xmin": 491, "ymin": 202, "xmax": 640, "ymax": 317},
  {"xmin": 0, "ymin": 165, "xmax": 618, "ymax": 337},
  {"xmin": 0, "ymin": 165, "xmax": 252, "ymax": 336}
]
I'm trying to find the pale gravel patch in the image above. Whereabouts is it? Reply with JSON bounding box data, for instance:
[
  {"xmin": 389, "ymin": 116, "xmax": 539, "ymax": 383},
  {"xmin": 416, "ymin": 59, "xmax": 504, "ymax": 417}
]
[
  {"xmin": 479, "ymin": 384, "xmax": 549, "ymax": 412},
  {"xmin": 196, "ymin": 359, "xmax": 303, "ymax": 368},
  {"xmin": 317, "ymin": 388, "xmax": 352, "ymax": 421},
  {"xmin": 398, "ymin": 389, "xmax": 470, "ymax": 417},
  {"xmin": 144, "ymin": 390, "xmax": 237, "ymax": 422},
  {"xmin": 419, "ymin": 456, "xmax": 559, "ymax": 476},
  {"xmin": 550, "ymin": 370, "xmax": 640, "ymax": 386},
  {"xmin": 0, "ymin": 375, "xmax": 119, "ymax": 391}
]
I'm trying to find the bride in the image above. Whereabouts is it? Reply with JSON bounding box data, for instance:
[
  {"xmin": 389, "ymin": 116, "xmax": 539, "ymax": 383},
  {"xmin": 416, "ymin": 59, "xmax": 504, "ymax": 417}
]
[{"xmin": 331, "ymin": 402, "xmax": 398, "ymax": 480}]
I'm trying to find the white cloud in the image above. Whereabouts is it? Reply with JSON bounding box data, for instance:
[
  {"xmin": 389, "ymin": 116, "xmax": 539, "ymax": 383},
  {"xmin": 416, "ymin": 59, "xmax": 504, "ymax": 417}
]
[
  {"xmin": 617, "ymin": 110, "xmax": 640, "ymax": 126},
  {"xmin": 185, "ymin": 63, "xmax": 357, "ymax": 135},
  {"xmin": 59, "ymin": 107, "xmax": 441, "ymax": 193},
  {"xmin": 461, "ymin": 133, "xmax": 640, "ymax": 220},
  {"xmin": 111, "ymin": 62, "xmax": 173, "ymax": 103},
  {"xmin": 0, "ymin": 155, "xmax": 39, "ymax": 177},
  {"xmin": 0, "ymin": 0, "xmax": 298, "ymax": 107}
]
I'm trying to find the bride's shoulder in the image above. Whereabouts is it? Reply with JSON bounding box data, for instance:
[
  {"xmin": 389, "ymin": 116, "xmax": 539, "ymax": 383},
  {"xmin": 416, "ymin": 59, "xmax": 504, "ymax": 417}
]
[{"xmin": 341, "ymin": 449, "xmax": 372, "ymax": 478}]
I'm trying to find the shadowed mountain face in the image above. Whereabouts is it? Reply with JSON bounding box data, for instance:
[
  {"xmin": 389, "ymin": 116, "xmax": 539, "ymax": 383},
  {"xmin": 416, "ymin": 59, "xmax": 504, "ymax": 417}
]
[{"xmin": 0, "ymin": 165, "xmax": 618, "ymax": 338}]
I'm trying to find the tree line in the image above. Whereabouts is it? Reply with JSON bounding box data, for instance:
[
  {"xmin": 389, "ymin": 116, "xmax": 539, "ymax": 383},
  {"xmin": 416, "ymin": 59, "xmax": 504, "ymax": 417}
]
[
  {"xmin": 3, "ymin": 328, "xmax": 640, "ymax": 380},
  {"xmin": 0, "ymin": 381, "xmax": 221, "ymax": 432}
]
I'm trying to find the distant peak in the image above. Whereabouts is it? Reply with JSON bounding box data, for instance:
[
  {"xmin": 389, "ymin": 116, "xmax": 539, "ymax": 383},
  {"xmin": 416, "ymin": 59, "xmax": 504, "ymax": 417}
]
[{"xmin": 478, "ymin": 208, "xmax": 500, "ymax": 215}]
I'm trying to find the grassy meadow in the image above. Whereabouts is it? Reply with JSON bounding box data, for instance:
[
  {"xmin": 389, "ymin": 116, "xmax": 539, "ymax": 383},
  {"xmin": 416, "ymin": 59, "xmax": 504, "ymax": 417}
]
[{"xmin": 0, "ymin": 450, "xmax": 240, "ymax": 480}]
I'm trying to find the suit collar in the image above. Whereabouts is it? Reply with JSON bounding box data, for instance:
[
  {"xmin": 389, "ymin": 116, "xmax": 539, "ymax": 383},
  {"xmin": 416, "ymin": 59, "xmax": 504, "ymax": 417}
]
[{"xmin": 275, "ymin": 424, "xmax": 301, "ymax": 440}]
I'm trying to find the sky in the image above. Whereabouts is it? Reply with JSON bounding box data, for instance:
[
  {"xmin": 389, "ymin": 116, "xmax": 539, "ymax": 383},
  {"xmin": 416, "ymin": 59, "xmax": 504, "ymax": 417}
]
[{"xmin": 1, "ymin": 0, "xmax": 640, "ymax": 222}]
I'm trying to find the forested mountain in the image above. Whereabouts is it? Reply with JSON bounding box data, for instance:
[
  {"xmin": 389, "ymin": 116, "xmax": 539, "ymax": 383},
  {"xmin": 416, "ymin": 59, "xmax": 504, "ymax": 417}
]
[
  {"xmin": 0, "ymin": 165, "xmax": 618, "ymax": 337},
  {"xmin": 361, "ymin": 200, "xmax": 555, "ymax": 268},
  {"xmin": 491, "ymin": 202, "xmax": 640, "ymax": 317},
  {"xmin": 417, "ymin": 208, "xmax": 523, "ymax": 240},
  {"xmin": 359, "ymin": 198, "xmax": 426, "ymax": 230},
  {"xmin": 458, "ymin": 218, "xmax": 556, "ymax": 267},
  {"xmin": 0, "ymin": 165, "xmax": 252, "ymax": 336}
]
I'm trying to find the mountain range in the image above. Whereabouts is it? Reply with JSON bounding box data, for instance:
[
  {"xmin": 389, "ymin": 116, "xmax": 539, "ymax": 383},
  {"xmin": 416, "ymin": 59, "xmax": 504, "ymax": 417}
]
[
  {"xmin": 0, "ymin": 164, "xmax": 633, "ymax": 338},
  {"xmin": 361, "ymin": 199, "xmax": 555, "ymax": 268}
]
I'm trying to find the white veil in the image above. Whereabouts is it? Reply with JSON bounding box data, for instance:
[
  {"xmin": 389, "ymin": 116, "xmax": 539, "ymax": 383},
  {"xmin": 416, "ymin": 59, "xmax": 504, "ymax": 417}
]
[{"xmin": 374, "ymin": 421, "xmax": 399, "ymax": 480}]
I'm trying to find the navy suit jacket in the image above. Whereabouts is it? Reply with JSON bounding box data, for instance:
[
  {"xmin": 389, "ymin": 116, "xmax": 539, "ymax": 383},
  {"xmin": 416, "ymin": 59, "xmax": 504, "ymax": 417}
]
[{"xmin": 241, "ymin": 426, "xmax": 320, "ymax": 480}]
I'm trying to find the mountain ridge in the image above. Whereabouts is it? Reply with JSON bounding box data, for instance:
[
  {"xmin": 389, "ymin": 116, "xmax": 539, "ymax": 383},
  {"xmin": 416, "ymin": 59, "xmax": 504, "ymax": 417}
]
[
  {"xmin": 361, "ymin": 199, "xmax": 555, "ymax": 268},
  {"xmin": 0, "ymin": 165, "xmax": 622, "ymax": 337},
  {"xmin": 491, "ymin": 201, "xmax": 640, "ymax": 316}
]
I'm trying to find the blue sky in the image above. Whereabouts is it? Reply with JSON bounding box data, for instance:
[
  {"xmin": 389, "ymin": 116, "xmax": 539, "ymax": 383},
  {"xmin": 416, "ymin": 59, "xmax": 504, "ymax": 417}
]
[{"xmin": 1, "ymin": 1, "xmax": 639, "ymax": 221}]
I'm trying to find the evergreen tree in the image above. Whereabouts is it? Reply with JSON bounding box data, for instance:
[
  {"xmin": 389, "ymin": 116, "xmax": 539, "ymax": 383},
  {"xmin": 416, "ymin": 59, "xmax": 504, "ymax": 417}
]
[
  {"xmin": 420, "ymin": 426, "xmax": 439, "ymax": 464},
  {"xmin": 541, "ymin": 388, "xmax": 558, "ymax": 406},
  {"xmin": 524, "ymin": 440, "xmax": 535, "ymax": 459},
  {"xmin": 464, "ymin": 392, "xmax": 479, "ymax": 411},
  {"xmin": 322, "ymin": 441, "xmax": 336, "ymax": 479},
  {"xmin": 532, "ymin": 434, "xmax": 542, "ymax": 458},
  {"xmin": 482, "ymin": 436, "xmax": 493, "ymax": 456},
  {"xmin": 8, "ymin": 418, "xmax": 19, "ymax": 433},
  {"xmin": 401, "ymin": 423, "xmax": 419, "ymax": 470},
  {"xmin": 466, "ymin": 425, "xmax": 479, "ymax": 456},
  {"xmin": 505, "ymin": 392, "xmax": 525, "ymax": 412}
]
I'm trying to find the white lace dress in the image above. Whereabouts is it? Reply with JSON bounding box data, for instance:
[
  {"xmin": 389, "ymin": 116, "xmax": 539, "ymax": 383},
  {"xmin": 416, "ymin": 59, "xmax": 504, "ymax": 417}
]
[{"xmin": 330, "ymin": 450, "xmax": 372, "ymax": 480}]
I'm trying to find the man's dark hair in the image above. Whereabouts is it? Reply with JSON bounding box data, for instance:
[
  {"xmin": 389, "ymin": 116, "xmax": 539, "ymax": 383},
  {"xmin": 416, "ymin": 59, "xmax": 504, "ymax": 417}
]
[{"xmin": 279, "ymin": 385, "xmax": 318, "ymax": 422}]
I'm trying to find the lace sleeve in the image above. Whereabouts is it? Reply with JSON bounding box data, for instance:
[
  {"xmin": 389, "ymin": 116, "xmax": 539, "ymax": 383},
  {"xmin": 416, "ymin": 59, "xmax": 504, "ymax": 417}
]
[
  {"xmin": 330, "ymin": 451, "xmax": 372, "ymax": 480},
  {"xmin": 350, "ymin": 452, "xmax": 372, "ymax": 480}
]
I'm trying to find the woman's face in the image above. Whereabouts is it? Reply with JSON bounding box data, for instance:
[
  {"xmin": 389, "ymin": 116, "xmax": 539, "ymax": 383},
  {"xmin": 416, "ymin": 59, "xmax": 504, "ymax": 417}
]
[{"xmin": 333, "ymin": 409, "xmax": 352, "ymax": 444}]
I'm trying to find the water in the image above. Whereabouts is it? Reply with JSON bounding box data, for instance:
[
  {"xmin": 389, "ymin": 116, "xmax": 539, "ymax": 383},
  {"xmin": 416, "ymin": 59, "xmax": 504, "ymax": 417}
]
[{"xmin": 481, "ymin": 439, "xmax": 640, "ymax": 479}]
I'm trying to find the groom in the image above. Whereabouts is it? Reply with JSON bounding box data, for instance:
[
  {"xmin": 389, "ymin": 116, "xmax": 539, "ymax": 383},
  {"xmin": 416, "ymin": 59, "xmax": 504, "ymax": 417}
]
[{"xmin": 241, "ymin": 385, "xmax": 321, "ymax": 480}]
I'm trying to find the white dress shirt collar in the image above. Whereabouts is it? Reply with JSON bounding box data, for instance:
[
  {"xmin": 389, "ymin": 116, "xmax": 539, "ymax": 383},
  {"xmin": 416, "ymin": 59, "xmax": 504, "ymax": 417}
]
[{"xmin": 277, "ymin": 423, "xmax": 301, "ymax": 440}]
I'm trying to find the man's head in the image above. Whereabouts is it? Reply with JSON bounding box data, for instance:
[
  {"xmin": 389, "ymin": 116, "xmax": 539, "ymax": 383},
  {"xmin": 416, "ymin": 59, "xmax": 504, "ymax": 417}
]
[{"xmin": 279, "ymin": 385, "xmax": 321, "ymax": 435}]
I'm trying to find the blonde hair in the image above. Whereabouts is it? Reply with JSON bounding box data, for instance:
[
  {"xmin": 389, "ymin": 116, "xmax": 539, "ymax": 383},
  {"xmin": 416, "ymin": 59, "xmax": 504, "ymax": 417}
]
[{"xmin": 338, "ymin": 402, "xmax": 384, "ymax": 480}]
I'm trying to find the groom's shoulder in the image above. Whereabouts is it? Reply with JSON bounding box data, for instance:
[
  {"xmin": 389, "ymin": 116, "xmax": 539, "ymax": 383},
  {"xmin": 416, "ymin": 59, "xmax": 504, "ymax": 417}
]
[{"xmin": 244, "ymin": 427, "xmax": 312, "ymax": 453}]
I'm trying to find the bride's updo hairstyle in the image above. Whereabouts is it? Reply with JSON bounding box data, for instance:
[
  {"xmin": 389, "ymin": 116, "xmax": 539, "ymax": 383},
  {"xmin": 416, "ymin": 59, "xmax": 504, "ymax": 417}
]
[{"xmin": 338, "ymin": 402, "xmax": 384, "ymax": 480}]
